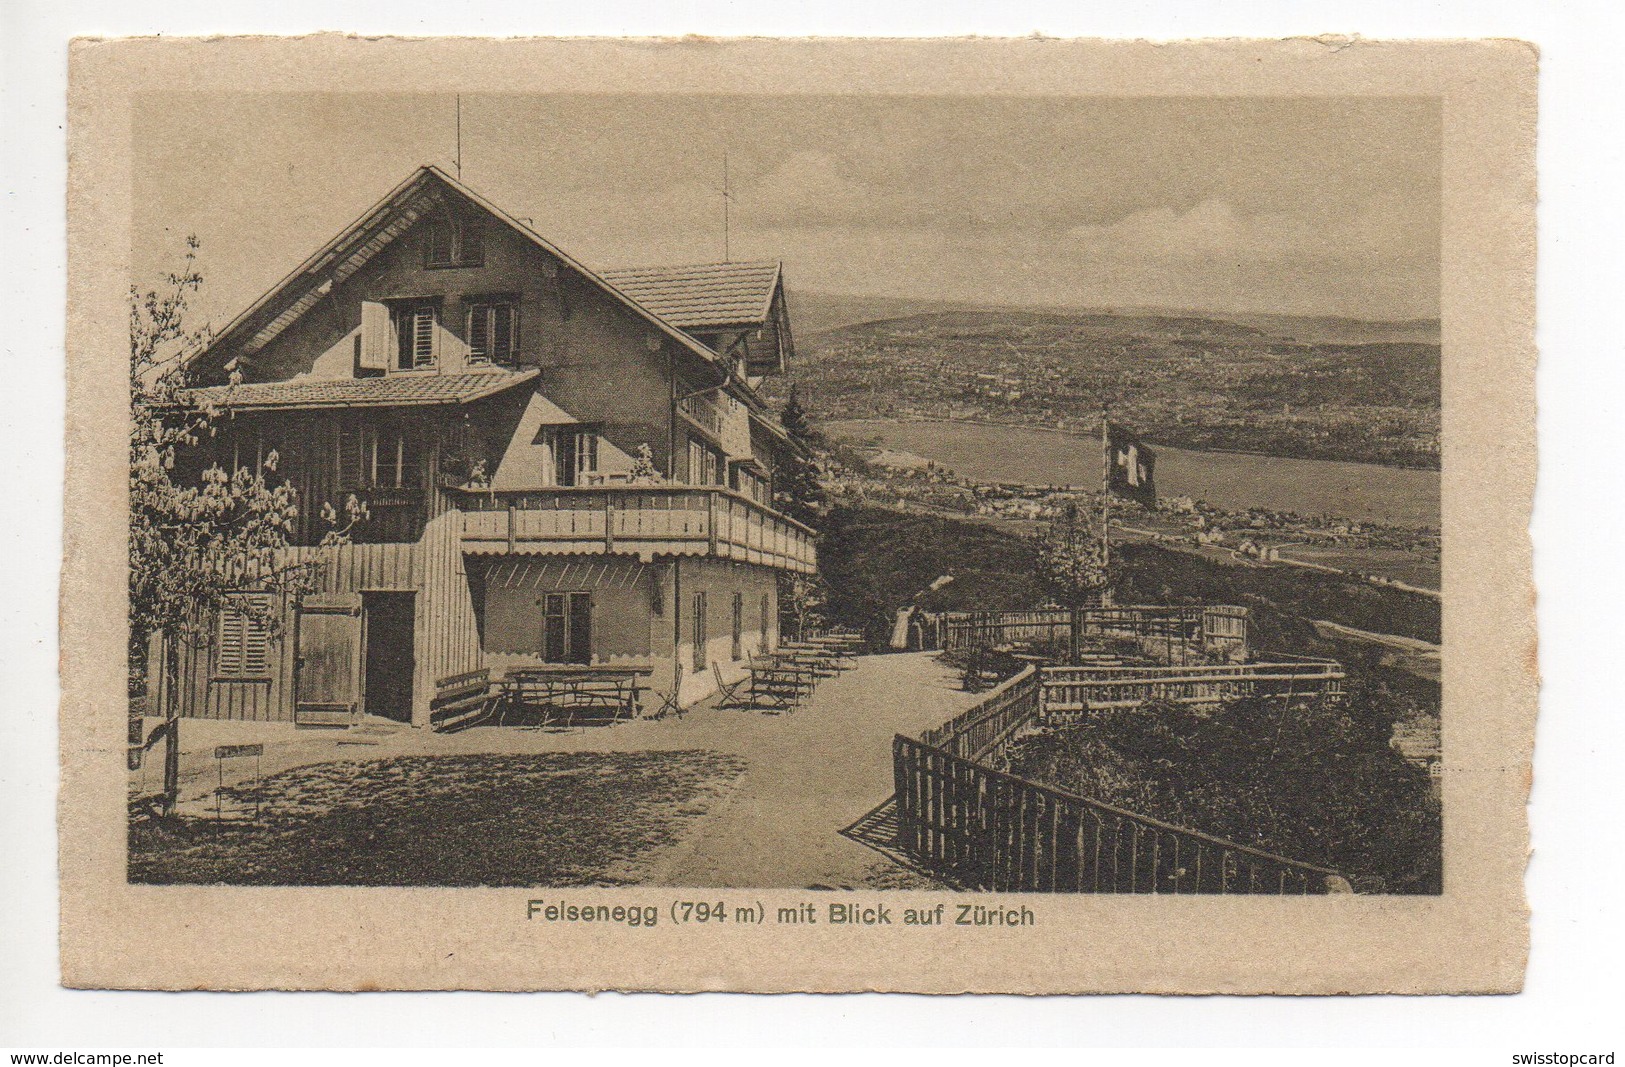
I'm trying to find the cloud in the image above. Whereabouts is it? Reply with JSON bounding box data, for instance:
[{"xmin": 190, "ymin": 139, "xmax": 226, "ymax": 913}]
[
  {"xmin": 1065, "ymin": 197, "xmax": 1435, "ymax": 268},
  {"xmin": 734, "ymin": 150, "xmax": 885, "ymax": 227}
]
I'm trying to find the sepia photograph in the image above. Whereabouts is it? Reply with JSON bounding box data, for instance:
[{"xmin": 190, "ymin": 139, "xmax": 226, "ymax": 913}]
[{"xmin": 122, "ymin": 91, "xmax": 1443, "ymax": 898}]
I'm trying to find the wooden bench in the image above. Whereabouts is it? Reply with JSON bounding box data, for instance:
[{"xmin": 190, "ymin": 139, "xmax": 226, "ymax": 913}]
[{"xmin": 430, "ymin": 669, "xmax": 498, "ymax": 732}]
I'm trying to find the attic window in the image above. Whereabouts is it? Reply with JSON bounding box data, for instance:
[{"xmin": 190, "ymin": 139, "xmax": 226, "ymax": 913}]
[{"xmin": 424, "ymin": 214, "xmax": 484, "ymax": 269}]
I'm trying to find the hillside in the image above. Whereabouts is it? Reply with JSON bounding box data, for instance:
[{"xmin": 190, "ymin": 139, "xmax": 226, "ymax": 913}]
[{"xmin": 770, "ymin": 302, "xmax": 1440, "ymax": 469}]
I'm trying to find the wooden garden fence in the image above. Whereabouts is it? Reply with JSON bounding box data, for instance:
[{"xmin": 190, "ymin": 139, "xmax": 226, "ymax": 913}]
[{"xmin": 893, "ymin": 733, "xmax": 1352, "ymax": 895}]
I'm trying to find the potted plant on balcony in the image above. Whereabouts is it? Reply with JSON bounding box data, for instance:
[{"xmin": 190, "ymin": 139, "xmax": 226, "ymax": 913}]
[
  {"xmin": 438, "ymin": 449, "xmax": 490, "ymax": 490},
  {"xmin": 628, "ymin": 443, "xmax": 663, "ymax": 486}
]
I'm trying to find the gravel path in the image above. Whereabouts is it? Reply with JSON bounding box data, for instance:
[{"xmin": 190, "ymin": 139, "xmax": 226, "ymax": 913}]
[{"xmin": 132, "ymin": 652, "xmax": 982, "ymax": 888}]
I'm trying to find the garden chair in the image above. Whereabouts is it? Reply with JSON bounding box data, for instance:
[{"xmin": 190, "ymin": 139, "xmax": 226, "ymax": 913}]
[
  {"xmin": 646, "ymin": 685, "xmax": 685, "ymax": 721},
  {"xmin": 712, "ymin": 663, "xmax": 749, "ymax": 709}
]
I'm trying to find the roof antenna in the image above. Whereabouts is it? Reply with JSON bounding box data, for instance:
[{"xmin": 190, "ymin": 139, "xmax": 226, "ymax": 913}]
[
  {"xmin": 455, "ymin": 94, "xmax": 462, "ymax": 181},
  {"xmin": 722, "ymin": 149, "xmax": 731, "ymax": 263}
]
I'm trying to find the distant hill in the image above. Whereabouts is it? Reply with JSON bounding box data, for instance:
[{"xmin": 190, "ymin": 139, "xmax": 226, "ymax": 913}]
[
  {"xmin": 769, "ymin": 298, "xmax": 1440, "ymax": 470},
  {"xmin": 787, "ymin": 290, "xmax": 1441, "ymax": 346}
]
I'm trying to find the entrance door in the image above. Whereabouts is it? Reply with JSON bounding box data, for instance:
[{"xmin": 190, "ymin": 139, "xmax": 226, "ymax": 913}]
[
  {"xmin": 362, "ymin": 592, "xmax": 416, "ymax": 723},
  {"xmin": 295, "ymin": 596, "xmax": 362, "ymax": 725}
]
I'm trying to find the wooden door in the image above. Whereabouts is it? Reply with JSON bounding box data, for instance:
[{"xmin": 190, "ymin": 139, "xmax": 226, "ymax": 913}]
[{"xmin": 295, "ymin": 595, "xmax": 362, "ymax": 726}]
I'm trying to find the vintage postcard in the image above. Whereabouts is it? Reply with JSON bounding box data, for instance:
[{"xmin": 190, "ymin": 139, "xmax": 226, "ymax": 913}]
[{"xmin": 61, "ymin": 35, "xmax": 1536, "ymax": 993}]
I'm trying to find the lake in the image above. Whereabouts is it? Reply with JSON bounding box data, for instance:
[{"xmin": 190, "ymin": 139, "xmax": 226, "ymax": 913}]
[{"xmin": 826, "ymin": 418, "xmax": 1441, "ymax": 528}]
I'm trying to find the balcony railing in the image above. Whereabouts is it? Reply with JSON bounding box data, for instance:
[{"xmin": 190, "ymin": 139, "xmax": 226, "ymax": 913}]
[
  {"xmin": 677, "ymin": 391, "xmax": 753, "ymax": 455},
  {"xmin": 454, "ymin": 486, "xmax": 817, "ymax": 573}
]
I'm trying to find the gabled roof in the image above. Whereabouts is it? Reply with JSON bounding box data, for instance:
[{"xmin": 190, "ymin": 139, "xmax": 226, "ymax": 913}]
[
  {"xmin": 185, "ymin": 369, "xmax": 538, "ymax": 411},
  {"xmin": 598, "ymin": 261, "xmax": 782, "ymax": 331},
  {"xmin": 185, "ymin": 166, "xmax": 728, "ymax": 382}
]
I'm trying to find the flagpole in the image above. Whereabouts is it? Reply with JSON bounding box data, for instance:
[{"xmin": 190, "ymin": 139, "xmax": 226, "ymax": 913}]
[{"xmin": 1100, "ymin": 403, "xmax": 1111, "ymax": 578}]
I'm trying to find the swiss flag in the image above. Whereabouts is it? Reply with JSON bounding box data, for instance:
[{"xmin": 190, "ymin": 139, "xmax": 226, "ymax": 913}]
[{"xmin": 1107, "ymin": 424, "xmax": 1158, "ymax": 508}]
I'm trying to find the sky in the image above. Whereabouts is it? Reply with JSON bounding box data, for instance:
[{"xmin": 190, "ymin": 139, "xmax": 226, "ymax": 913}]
[{"xmin": 132, "ymin": 92, "xmax": 1441, "ymax": 327}]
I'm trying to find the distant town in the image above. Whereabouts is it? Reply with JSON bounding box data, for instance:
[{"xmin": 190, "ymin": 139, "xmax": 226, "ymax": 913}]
[{"xmin": 771, "ymin": 305, "xmax": 1441, "ymax": 470}]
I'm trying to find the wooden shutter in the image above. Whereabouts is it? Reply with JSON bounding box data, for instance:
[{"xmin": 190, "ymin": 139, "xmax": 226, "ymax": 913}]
[
  {"xmin": 425, "ymin": 217, "xmax": 454, "ymax": 267},
  {"xmin": 495, "ymin": 304, "xmax": 516, "ymax": 361},
  {"xmin": 567, "ymin": 593, "xmax": 593, "ymax": 665},
  {"xmin": 217, "ymin": 595, "xmax": 271, "ymax": 677},
  {"xmin": 467, "ymin": 305, "xmax": 492, "ymax": 364},
  {"xmin": 359, "ymin": 301, "xmax": 391, "ymax": 370},
  {"xmin": 459, "ymin": 218, "xmax": 484, "ymax": 265},
  {"xmin": 692, "ymin": 592, "xmax": 707, "ymax": 671},
  {"xmin": 218, "ymin": 608, "xmax": 245, "ymax": 676},
  {"xmin": 410, "ymin": 307, "xmax": 437, "ymax": 368}
]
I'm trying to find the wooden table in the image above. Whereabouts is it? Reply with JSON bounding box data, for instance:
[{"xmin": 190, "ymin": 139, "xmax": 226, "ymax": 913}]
[
  {"xmin": 789, "ymin": 638, "xmax": 857, "ymax": 669},
  {"xmin": 767, "ymin": 647, "xmax": 840, "ymax": 677},
  {"xmin": 748, "ymin": 656, "xmax": 820, "ymax": 712},
  {"xmin": 498, "ymin": 665, "xmax": 653, "ymax": 725}
]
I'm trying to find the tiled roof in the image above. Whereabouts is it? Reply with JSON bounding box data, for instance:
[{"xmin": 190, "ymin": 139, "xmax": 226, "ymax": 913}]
[
  {"xmin": 600, "ymin": 261, "xmax": 780, "ymax": 330},
  {"xmin": 185, "ymin": 368, "xmax": 538, "ymax": 411}
]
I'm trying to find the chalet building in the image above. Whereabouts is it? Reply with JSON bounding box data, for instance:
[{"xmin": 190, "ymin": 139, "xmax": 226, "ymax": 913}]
[{"xmin": 153, "ymin": 165, "xmax": 817, "ymax": 728}]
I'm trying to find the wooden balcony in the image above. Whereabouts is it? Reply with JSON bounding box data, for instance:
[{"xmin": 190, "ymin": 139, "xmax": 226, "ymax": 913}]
[{"xmin": 455, "ymin": 486, "xmax": 817, "ymax": 573}]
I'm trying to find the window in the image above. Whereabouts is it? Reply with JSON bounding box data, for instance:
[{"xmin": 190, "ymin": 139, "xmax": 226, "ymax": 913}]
[
  {"xmin": 394, "ymin": 303, "xmax": 438, "ymax": 370},
  {"xmin": 731, "ymin": 592, "xmax": 744, "ymax": 661},
  {"xmin": 734, "ymin": 465, "xmax": 770, "ymax": 505},
  {"xmin": 336, "ymin": 425, "xmax": 424, "ymax": 490},
  {"xmin": 424, "ymin": 214, "xmax": 484, "ymax": 269},
  {"xmin": 228, "ymin": 429, "xmax": 279, "ymax": 481},
  {"xmin": 687, "ymin": 438, "xmax": 725, "ymax": 487},
  {"xmin": 466, "ymin": 300, "xmax": 519, "ymax": 365},
  {"xmin": 544, "ymin": 428, "xmax": 599, "ymax": 487},
  {"xmin": 217, "ymin": 595, "xmax": 272, "ymax": 678},
  {"xmin": 542, "ymin": 592, "xmax": 592, "ymax": 664},
  {"xmin": 691, "ymin": 592, "xmax": 708, "ymax": 672},
  {"xmin": 372, "ymin": 429, "xmax": 423, "ymax": 489}
]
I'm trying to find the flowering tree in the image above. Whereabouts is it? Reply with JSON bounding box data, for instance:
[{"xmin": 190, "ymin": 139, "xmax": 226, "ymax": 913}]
[
  {"xmin": 129, "ymin": 240, "xmax": 359, "ymax": 810},
  {"xmin": 778, "ymin": 572, "xmax": 828, "ymax": 642}
]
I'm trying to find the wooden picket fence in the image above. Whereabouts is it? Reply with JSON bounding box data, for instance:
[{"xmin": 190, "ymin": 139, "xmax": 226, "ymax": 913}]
[
  {"xmin": 893, "ymin": 733, "xmax": 1351, "ymax": 895},
  {"xmin": 1040, "ymin": 660, "xmax": 1346, "ymax": 720},
  {"xmin": 919, "ymin": 667, "xmax": 1042, "ymax": 761},
  {"xmin": 939, "ymin": 605, "xmax": 1250, "ymax": 664}
]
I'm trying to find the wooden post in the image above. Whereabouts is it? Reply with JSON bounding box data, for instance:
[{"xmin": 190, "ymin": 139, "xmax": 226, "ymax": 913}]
[
  {"xmin": 161, "ymin": 632, "xmax": 180, "ymax": 816},
  {"xmin": 706, "ymin": 491, "xmax": 719, "ymax": 556},
  {"xmin": 1100, "ymin": 405, "xmax": 1111, "ymax": 575},
  {"xmin": 505, "ymin": 499, "xmax": 516, "ymax": 554},
  {"xmin": 604, "ymin": 497, "xmax": 616, "ymax": 552}
]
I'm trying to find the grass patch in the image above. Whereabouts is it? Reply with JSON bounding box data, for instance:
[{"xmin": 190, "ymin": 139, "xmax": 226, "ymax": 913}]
[{"xmin": 128, "ymin": 751, "xmax": 745, "ymax": 887}]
